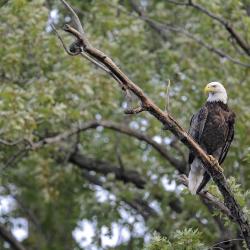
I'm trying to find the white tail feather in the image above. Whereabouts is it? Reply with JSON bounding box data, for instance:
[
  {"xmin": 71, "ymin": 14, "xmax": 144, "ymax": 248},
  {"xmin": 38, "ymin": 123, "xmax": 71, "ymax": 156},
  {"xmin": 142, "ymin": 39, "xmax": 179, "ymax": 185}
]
[{"xmin": 188, "ymin": 158, "xmax": 205, "ymax": 195}]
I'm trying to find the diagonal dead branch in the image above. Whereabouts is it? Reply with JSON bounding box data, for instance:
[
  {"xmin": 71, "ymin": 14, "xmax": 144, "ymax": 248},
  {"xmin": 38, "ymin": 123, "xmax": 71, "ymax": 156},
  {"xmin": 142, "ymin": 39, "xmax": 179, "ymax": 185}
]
[{"xmin": 56, "ymin": 1, "xmax": 250, "ymax": 248}]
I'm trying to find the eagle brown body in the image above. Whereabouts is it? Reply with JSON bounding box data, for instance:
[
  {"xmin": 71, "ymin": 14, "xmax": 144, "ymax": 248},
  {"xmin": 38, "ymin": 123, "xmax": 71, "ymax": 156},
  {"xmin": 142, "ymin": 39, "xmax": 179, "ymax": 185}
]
[{"xmin": 188, "ymin": 82, "xmax": 235, "ymax": 194}]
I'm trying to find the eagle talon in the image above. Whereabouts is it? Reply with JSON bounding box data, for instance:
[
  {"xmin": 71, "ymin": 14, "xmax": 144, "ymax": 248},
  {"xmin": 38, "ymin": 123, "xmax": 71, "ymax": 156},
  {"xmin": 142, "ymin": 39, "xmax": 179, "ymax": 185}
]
[{"xmin": 208, "ymin": 155, "xmax": 223, "ymax": 172}]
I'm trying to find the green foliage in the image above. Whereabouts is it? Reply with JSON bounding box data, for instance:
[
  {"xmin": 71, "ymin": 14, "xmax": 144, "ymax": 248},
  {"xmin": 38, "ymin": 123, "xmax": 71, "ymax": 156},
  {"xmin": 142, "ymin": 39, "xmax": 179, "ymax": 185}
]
[
  {"xmin": 145, "ymin": 229, "xmax": 204, "ymax": 250},
  {"xmin": 0, "ymin": 0, "xmax": 250, "ymax": 249},
  {"xmin": 145, "ymin": 234, "xmax": 171, "ymax": 250}
]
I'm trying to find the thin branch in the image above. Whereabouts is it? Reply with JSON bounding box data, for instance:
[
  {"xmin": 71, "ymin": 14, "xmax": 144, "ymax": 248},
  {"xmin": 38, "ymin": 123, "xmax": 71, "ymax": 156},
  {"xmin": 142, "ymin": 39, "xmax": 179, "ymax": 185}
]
[
  {"xmin": 209, "ymin": 238, "xmax": 244, "ymax": 250},
  {"xmin": 166, "ymin": 0, "xmax": 189, "ymax": 5},
  {"xmin": 167, "ymin": 0, "xmax": 250, "ymax": 56},
  {"xmin": 0, "ymin": 223, "xmax": 27, "ymax": 250},
  {"xmin": 70, "ymin": 153, "xmax": 147, "ymax": 189},
  {"xmin": 51, "ymin": 23, "xmax": 127, "ymax": 90},
  {"xmin": 170, "ymin": 26, "xmax": 250, "ymax": 67},
  {"xmin": 129, "ymin": 0, "xmax": 250, "ymax": 67},
  {"xmin": 51, "ymin": 24, "xmax": 78, "ymax": 56},
  {"xmin": 0, "ymin": 138, "xmax": 24, "ymax": 146},
  {"xmin": 124, "ymin": 106, "xmax": 145, "ymax": 114},
  {"xmin": 104, "ymin": 0, "xmax": 250, "ymax": 67},
  {"xmin": 80, "ymin": 52, "xmax": 111, "ymax": 73},
  {"xmin": 61, "ymin": 0, "xmax": 84, "ymax": 35},
  {"xmin": 165, "ymin": 80, "xmax": 171, "ymax": 113}
]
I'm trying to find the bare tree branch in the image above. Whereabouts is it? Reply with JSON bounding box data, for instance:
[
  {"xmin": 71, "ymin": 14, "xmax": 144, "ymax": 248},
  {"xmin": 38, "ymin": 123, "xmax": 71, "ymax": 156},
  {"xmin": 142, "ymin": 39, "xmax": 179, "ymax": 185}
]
[
  {"xmin": 124, "ymin": 106, "xmax": 145, "ymax": 114},
  {"xmin": 167, "ymin": 0, "xmax": 250, "ymax": 56},
  {"xmin": 128, "ymin": 0, "xmax": 250, "ymax": 67},
  {"xmin": 56, "ymin": 1, "xmax": 250, "ymax": 247},
  {"xmin": 70, "ymin": 153, "xmax": 147, "ymax": 189},
  {"xmin": 0, "ymin": 139, "xmax": 24, "ymax": 146},
  {"xmin": 0, "ymin": 223, "xmax": 27, "ymax": 250},
  {"xmin": 18, "ymin": 120, "xmax": 185, "ymax": 173}
]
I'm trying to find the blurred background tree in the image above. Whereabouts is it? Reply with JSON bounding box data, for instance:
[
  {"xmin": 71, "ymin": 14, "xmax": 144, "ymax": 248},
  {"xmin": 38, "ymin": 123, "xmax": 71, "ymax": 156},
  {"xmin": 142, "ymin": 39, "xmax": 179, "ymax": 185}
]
[{"xmin": 0, "ymin": 0, "xmax": 250, "ymax": 249}]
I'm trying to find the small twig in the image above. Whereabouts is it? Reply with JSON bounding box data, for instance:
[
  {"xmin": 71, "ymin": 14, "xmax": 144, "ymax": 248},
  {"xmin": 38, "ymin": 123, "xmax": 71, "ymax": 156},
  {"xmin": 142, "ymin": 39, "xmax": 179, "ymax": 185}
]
[
  {"xmin": 0, "ymin": 138, "xmax": 24, "ymax": 146},
  {"xmin": 51, "ymin": 24, "xmax": 79, "ymax": 56},
  {"xmin": 164, "ymin": 79, "xmax": 171, "ymax": 113},
  {"xmin": 209, "ymin": 238, "xmax": 244, "ymax": 250},
  {"xmin": 80, "ymin": 52, "xmax": 110, "ymax": 73},
  {"xmin": 81, "ymin": 52, "xmax": 127, "ymax": 91},
  {"xmin": 166, "ymin": 0, "xmax": 189, "ymax": 6},
  {"xmin": 124, "ymin": 106, "xmax": 145, "ymax": 114},
  {"xmin": 61, "ymin": 0, "xmax": 84, "ymax": 35},
  {"xmin": 52, "ymin": 23, "xmax": 127, "ymax": 90}
]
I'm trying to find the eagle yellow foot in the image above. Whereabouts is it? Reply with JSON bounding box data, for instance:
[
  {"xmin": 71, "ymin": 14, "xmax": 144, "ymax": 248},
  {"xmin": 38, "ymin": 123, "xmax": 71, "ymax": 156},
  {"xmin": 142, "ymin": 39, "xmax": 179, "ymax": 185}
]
[{"xmin": 208, "ymin": 155, "xmax": 223, "ymax": 173}]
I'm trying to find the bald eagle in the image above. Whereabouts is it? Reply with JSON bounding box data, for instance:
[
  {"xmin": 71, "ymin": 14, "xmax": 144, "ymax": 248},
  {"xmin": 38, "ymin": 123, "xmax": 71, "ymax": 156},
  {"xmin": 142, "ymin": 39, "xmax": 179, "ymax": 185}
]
[{"xmin": 188, "ymin": 82, "xmax": 235, "ymax": 195}]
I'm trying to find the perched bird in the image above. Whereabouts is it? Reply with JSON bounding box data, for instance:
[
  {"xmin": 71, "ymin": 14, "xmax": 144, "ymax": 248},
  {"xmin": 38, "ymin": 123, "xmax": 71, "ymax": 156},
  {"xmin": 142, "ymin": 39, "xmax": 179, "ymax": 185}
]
[{"xmin": 188, "ymin": 82, "xmax": 235, "ymax": 194}]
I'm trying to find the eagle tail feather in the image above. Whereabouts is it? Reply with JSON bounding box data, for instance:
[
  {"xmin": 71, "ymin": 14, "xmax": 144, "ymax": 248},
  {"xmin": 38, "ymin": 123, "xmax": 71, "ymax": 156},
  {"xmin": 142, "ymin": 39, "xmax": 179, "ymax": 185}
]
[
  {"xmin": 196, "ymin": 172, "xmax": 210, "ymax": 194},
  {"xmin": 188, "ymin": 159, "xmax": 205, "ymax": 195}
]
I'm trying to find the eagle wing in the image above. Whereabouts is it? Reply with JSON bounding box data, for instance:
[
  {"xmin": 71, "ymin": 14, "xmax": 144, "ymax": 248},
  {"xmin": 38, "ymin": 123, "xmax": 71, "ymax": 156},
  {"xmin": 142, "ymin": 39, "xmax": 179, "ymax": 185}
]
[
  {"xmin": 188, "ymin": 106, "xmax": 208, "ymax": 164},
  {"xmin": 218, "ymin": 112, "xmax": 235, "ymax": 164}
]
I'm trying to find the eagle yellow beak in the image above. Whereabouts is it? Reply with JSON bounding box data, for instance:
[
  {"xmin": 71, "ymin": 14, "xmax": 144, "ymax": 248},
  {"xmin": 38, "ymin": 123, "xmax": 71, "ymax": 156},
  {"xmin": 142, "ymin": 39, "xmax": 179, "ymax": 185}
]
[{"xmin": 204, "ymin": 85, "xmax": 214, "ymax": 94}]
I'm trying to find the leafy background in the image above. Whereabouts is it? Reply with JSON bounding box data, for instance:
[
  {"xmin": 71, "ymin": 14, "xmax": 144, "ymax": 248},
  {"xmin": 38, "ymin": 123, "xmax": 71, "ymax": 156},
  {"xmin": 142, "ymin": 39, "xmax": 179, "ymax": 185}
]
[{"xmin": 0, "ymin": 0, "xmax": 250, "ymax": 249}]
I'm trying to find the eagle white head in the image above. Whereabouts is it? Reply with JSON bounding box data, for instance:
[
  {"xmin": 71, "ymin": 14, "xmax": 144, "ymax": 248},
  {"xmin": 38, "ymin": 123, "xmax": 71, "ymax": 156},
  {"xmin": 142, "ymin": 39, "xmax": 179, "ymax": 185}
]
[{"xmin": 204, "ymin": 82, "xmax": 227, "ymax": 104}]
